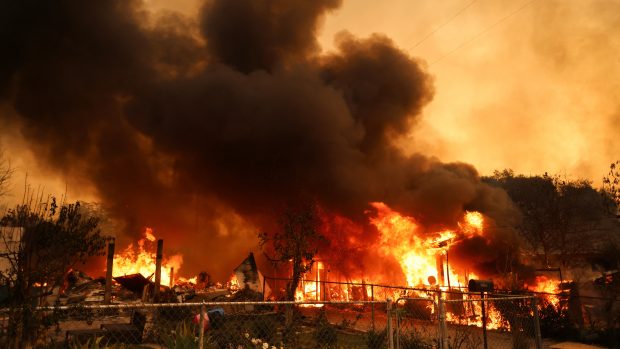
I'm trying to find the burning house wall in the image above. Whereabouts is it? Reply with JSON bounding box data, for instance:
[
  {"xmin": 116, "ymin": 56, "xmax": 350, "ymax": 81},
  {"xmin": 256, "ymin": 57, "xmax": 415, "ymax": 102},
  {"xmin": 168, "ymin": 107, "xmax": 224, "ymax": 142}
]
[{"xmin": 0, "ymin": 0, "xmax": 524, "ymax": 283}]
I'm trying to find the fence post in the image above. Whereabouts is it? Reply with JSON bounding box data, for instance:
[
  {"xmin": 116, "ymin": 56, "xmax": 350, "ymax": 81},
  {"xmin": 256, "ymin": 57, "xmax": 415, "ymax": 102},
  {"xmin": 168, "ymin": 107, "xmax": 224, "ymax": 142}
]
[
  {"xmin": 199, "ymin": 301, "xmax": 206, "ymax": 349},
  {"xmin": 438, "ymin": 291, "xmax": 448, "ymax": 349},
  {"xmin": 154, "ymin": 239, "xmax": 163, "ymax": 301},
  {"xmin": 371, "ymin": 284, "xmax": 375, "ymax": 330},
  {"xmin": 104, "ymin": 241, "xmax": 115, "ymax": 304},
  {"xmin": 387, "ymin": 298, "xmax": 394, "ymax": 349},
  {"xmin": 395, "ymin": 299, "xmax": 401, "ymax": 349},
  {"xmin": 532, "ymin": 296, "xmax": 542, "ymax": 349},
  {"xmin": 481, "ymin": 292, "xmax": 488, "ymax": 349}
]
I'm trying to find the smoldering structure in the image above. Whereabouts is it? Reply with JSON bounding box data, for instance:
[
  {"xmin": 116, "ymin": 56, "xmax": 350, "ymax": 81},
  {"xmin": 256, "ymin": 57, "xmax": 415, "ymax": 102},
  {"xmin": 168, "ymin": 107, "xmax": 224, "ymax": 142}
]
[{"xmin": 0, "ymin": 0, "xmax": 523, "ymax": 282}]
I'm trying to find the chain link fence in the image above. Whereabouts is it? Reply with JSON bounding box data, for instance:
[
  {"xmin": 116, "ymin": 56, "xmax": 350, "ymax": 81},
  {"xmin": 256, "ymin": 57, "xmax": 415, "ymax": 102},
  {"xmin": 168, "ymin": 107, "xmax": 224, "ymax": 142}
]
[
  {"xmin": 392, "ymin": 292, "xmax": 542, "ymax": 349},
  {"xmin": 0, "ymin": 294, "xmax": 544, "ymax": 348},
  {"xmin": 0, "ymin": 300, "xmax": 394, "ymax": 348},
  {"xmin": 394, "ymin": 297, "xmax": 438, "ymax": 349},
  {"xmin": 440, "ymin": 293, "xmax": 541, "ymax": 349}
]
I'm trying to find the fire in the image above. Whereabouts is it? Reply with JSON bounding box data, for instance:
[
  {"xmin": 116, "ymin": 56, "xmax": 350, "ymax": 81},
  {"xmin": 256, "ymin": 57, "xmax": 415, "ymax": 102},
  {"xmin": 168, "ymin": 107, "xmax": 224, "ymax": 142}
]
[
  {"xmin": 527, "ymin": 275, "xmax": 558, "ymax": 294},
  {"xmin": 228, "ymin": 274, "xmax": 239, "ymax": 291},
  {"xmin": 178, "ymin": 276, "xmax": 198, "ymax": 284},
  {"xmin": 369, "ymin": 202, "xmax": 480, "ymax": 288},
  {"xmin": 460, "ymin": 211, "xmax": 484, "ymax": 238},
  {"xmin": 445, "ymin": 298, "xmax": 505, "ymax": 330},
  {"xmin": 280, "ymin": 203, "xmax": 557, "ymax": 332},
  {"xmin": 144, "ymin": 228, "xmax": 156, "ymax": 242},
  {"xmin": 112, "ymin": 228, "xmax": 183, "ymax": 287},
  {"xmin": 363, "ymin": 203, "xmax": 522, "ymax": 328},
  {"xmin": 526, "ymin": 275, "xmax": 561, "ymax": 308},
  {"xmin": 370, "ymin": 202, "xmax": 436, "ymax": 286},
  {"xmin": 296, "ymin": 262, "xmax": 325, "ymax": 307},
  {"xmin": 292, "ymin": 203, "xmax": 486, "ymax": 303}
]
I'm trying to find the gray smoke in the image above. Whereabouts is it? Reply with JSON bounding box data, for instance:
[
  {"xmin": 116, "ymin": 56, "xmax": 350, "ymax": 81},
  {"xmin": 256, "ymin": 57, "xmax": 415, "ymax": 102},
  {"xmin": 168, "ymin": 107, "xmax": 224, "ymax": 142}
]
[{"xmin": 0, "ymin": 0, "xmax": 519, "ymax": 280}]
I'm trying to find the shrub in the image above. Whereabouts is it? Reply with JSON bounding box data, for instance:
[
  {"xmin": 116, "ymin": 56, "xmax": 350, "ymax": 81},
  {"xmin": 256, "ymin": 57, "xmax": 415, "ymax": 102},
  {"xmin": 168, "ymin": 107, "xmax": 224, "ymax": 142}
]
[
  {"xmin": 160, "ymin": 321, "xmax": 217, "ymax": 349},
  {"xmin": 365, "ymin": 328, "xmax": 387, "ymax": 349},
  {"xmin": 250, "ymin": 314, "xmax": 279, "ymax": 344},
  {"xmin": 314, "ymin": 308, "xmax": 337, "ymax": 348},
  {"xmin": 398, "ymin": 329, "xmax": 433, "ymax": 349}
]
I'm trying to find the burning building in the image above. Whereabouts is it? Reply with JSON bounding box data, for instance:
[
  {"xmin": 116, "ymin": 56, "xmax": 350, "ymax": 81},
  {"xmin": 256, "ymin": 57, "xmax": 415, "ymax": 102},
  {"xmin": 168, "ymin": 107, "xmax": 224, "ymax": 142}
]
[{"xmin": 0, "ymin": 0, "xmax": 551, "ymax": 291}]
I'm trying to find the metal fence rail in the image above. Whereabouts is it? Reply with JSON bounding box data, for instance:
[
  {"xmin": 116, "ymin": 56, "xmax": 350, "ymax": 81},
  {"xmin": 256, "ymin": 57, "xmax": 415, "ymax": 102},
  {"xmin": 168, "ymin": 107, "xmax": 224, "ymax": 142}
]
[
  {"xmin": 0, "ymin": 300, "xmax": 392, "ymax": 348},
  {"xmin": 441, "ymin": 294, "xmax": 542, "ymax": 349},
  {"xmin": 391, "ymin": 292, "xmax": 542, "ymax": 349},
  {"xmin": 394, "ymin": 297, "xmax": 438, "ymax": 349},
  {"xmin": 0, "ymin": 294, "xmax": 544, "ymax": 348}
]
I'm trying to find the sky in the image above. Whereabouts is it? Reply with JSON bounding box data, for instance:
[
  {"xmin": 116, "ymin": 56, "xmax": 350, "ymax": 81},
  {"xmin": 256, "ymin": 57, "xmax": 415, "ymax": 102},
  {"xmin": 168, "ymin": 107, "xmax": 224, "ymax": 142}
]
[
  {"xmin": 152, "ymin": 0, "xmax": 620, "ymax": 180},
  {"xmin": 321, "ymin": 0, "xmax": 619, "ymax": 182},
  {"xmin": 2, "ymin": 0, "xmax": 618, "ymax": 207},
  {"xmin": 0, "ymin": 0, "xmax": 618, "ymax": 280}
]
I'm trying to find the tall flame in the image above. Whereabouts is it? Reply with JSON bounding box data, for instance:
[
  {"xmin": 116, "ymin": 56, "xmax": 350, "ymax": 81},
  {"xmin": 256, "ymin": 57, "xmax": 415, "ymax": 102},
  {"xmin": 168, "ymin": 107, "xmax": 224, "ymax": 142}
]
[
  {"xmin": 112, "ymin": 228, "xmax": 183, "ymax": 287},
  {"xmin": 369, "ymin": 202, "xmax": 479, "ymax": 287}
]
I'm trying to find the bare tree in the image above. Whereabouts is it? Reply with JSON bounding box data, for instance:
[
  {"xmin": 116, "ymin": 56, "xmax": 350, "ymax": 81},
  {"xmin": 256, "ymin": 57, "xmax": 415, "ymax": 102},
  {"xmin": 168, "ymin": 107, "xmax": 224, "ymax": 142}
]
[
  {"xmin": 258, "ymin": 202, "xmax": 326, "ymax": 301},
  {"xmin": 258, "ymin": 201, "xmax": 326, "ymax": 345},
  {"xmin": 602, "ymin": 160, "xmax": 620, "ymax": 214},
  {"xmin": 0, "ymin": 150, "xmax": 13, "ymax": 199}
]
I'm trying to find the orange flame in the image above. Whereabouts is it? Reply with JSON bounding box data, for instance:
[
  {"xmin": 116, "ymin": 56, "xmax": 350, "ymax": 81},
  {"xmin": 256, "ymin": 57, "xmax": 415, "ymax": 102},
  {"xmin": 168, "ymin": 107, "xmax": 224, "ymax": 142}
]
[
  {"xmin": 369, "ymin": 202, "xmax": 480, "ymax": 288},
  {"xmin": 294, "ymin": 203, "xmax": 486, "ymax": 303},
  {"xmin": 177, "ymin": 276, "xmax": 198, "ymax": 284},
  {"xmin": 290, "ymin": 203, "xmax": 559, "ymax": 331},
  {"xmin": 112, "ymin": 228, "xmax": 183, "ymax": 287},
  {"xmin": 296, "ymin": 262, "xmax": 325, "ymax": 307},
  {"xmin": 445, "ymin": 298, "xmax": 506, "ymax": 330},
  {"xmin": 526, "ymin": 275, "xmax": 561, "ymax": 308},
  {"xmin": 144, "ymin": 228, "xmax": 156, "ymax": 242},
  {"xmin": 460, "ymin": 211, "xmax": 484, "ymax": 238}
]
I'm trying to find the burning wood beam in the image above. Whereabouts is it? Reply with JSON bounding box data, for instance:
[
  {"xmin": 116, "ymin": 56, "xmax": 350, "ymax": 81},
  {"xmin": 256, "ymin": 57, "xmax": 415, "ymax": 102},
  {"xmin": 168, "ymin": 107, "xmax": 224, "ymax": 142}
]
[
  {"xmin": 104, "ymin": 241, "xmax": 115, "ymax": 304},
  {"xmin": 153, "ymin": 239, "xmax": 163, "ymax": 300}
]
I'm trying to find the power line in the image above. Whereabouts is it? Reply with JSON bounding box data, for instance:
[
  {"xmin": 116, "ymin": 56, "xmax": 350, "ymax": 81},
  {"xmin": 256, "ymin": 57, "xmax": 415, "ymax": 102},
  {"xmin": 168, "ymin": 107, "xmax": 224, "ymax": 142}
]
[
  {"xmin": 409, "ymin": 0, "xmax": 478, "ymax": 51},
  {"xmin": 430, "ymin": 0, "xmax": 537, "ymax": 66}
]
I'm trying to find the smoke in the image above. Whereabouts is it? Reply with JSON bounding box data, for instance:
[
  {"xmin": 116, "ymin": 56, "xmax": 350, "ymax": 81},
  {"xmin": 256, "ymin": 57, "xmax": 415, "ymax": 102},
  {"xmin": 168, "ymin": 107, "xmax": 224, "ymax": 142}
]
[
  {"xmin": 0, "ymin": 0, "xmax": 520, "ymax": 280},
  {"xmin": 201, "ymin": 0, "xmax": 341, "ymax": 73},
  {"xmin": 387, "ymin": 0, "xmax": 620, "ymax": 182}
]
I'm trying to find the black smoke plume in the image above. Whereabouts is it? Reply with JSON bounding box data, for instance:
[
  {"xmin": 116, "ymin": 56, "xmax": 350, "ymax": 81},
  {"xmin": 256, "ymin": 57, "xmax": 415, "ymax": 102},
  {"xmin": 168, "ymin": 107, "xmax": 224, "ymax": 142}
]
[{"xmin": 0, "ymin": 0, "xmax": 519, "ymax": 281}]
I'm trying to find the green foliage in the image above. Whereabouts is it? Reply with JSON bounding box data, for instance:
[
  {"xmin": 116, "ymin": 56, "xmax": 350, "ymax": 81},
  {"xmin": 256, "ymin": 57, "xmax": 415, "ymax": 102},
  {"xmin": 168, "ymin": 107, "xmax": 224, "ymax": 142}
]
[
  {"xmin": 511, "ymin": 330, "xmax": 530, "ymax": 349},
  {"xmin": 160, "ymin": 321, "xmax": 217, "ymax": 349},
  {"xmin": 365, "ymin": 328, "xmax": 387, "ymax": 349},
  {"xmin": 398, "ymin": 329, "xmax": 433, "ymax": 349},
  {"xmin": 602, "ymin": 160, "xmax": 620, "ymax": 214},
  {"xmin": 538, "ymin": 299, "xmax": 576, "ymax": 340},
  {"xmin": 65, "ymin": 338, "xmax": 152, "ymax": 349},
  {"xmin": 1, "ymin": 199, "xmax": 110, "ymax": 296},
  {"xmin": 250, "ymin": 314, "xmax": 278, "ymax": 343},
  {"xmin": 68, "ymin": 337, "xmax": 102, "ymax": 349},
  {"xmin": 447, "ymin": 326, "xmax": 482, "ymax": 349},
  {"xmin": 484, "ymin": 170, "xmax": 613, "ymax": 266},
  {"xmin": 338, "ymin": 312, "xmax": 362, "ymax": 329},
  {"xmin": 314, "ymin": 308, "xmax": 337, "ymax": 348},
  {"xmin": 0, "ymin": 198, "xmax": 110, "ymax": 347}
]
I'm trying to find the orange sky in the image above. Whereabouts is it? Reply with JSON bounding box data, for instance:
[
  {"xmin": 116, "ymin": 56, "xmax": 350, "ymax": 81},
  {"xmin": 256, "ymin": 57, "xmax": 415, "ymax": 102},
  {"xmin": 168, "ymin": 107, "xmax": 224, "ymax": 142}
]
[
  {"xmin": 1, "ymin": 0, "xmax": 619, "ymax": 205},
  {"xmin": 317, "ymin": 0, "xmax": 619, "ymax": 183}
]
